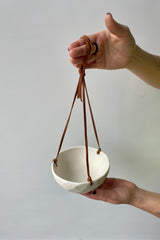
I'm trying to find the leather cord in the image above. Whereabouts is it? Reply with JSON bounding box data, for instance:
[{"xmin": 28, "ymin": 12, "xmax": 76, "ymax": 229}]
[{"xmin": 53, "ymin": 35, "xmax": 101, "ymax": 185}]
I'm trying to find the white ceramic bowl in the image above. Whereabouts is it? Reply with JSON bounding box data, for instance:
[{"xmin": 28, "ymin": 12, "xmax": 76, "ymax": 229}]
[{"xmin": 51, "ymin": 146, "xmax": 110, "ymax": 193}]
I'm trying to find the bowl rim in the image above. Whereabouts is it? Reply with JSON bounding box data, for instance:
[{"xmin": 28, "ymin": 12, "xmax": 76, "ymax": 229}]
[{"xmin": 51, "ymin": 146, "xmax": 110, "ymax": 185}]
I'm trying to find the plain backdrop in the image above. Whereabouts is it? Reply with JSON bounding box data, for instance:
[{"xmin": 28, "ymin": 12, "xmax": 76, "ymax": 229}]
[{"xmin": 0, "ymin": 0, "xmax": 160, "ymax": 239}]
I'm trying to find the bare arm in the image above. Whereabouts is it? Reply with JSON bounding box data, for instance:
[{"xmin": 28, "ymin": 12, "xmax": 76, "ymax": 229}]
[
  {"xmin": 82, "ymin": 178, "xmax": 160, "ymax": 218},
  {"xmin": 127, "ymin": 46, "xmax": 160, "ymax": 89},
  {"xmin": 133, "ymin": 187, "xmax": 160, "ymax": 217}
]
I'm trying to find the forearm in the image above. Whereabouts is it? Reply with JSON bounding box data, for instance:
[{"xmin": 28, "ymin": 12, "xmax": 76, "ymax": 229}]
[
  {"xmin": 131, "ymin": 187, "xmax": 160, "ymax": 218},
  {"xmin": 127, "ymin": 45, "xmax": 160, "ymax": 89}
]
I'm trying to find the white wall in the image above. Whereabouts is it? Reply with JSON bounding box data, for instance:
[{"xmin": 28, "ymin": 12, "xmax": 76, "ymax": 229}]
[{"xmin": 0, "ymin": 0, "xmax": 160, "ymax": 239}]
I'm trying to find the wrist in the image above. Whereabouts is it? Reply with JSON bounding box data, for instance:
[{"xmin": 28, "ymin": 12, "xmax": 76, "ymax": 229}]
[
  {"xmin": 130, "ymin": 187, "xmax": 160, "ymax": 218},
  {"xmin": 130, "ymin": 186, "xmax": 145, "ymax": 208},
  {"xmin": 126, "ymin": 45, "xmax": 144, "ymax": 71},
  {"xmin": 126, "ymin": 44, "xmax": 160, "ymax": 89}
]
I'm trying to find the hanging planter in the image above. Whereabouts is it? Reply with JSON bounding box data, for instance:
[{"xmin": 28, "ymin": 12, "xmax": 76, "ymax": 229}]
[{"xmin": 51, "ymin": 36, "xmax": 110, "ymax": 193}]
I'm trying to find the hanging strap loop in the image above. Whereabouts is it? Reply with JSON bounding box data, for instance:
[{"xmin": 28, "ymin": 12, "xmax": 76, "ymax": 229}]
[{"xmin": 53, "ymin": 35, "xmax": 101, "ymax": 185}]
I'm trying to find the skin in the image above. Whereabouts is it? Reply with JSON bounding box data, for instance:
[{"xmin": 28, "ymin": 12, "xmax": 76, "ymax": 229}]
[
  {"xmin": 82, "ymin": 178, "xmax": 138, "ymax": 205},
  {"xmin": 82, "ymin": 178, "xmax": 160, "ymax": 218},
  {"xmin": 68, "ymin": 13, "xmax": 160, "ymax": 217},
  {"xmin": 69, "ymin": 13, "xmax": 160, "ymax": 88}
]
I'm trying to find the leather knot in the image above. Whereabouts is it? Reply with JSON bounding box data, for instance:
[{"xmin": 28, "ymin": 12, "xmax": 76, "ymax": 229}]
[
  {"xmin": 97, "ymin": 148, "xmax": 101, "ymax": 154},
  {"xmin": 53, "ymin": 158, "xmax": 57, "ymax": 167},
  {"xmin": 87, "ymin": 176, "xmax": 93, "ymax": 186},
  {"xmin": 77, "ymin": 35, "xmax": 95, "ymax": 101}
]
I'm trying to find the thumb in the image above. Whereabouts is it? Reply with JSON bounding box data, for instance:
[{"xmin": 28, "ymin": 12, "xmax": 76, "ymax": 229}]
[{"xmin": 105, "ymin": 13, "xmax": 127, "ymax": 36}]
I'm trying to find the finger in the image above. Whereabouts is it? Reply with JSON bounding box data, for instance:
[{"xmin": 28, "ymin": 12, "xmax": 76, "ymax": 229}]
[
  {"xmin": 70, "ymin": 56, "xmax": 85, "ymax": 65},
  {"xmin": 70, "ymin": 56, "xmax": 98, "ymax": 68},
  {"xmin": 71, "ymin": 59, "xmax": 99, "ymax": 69},
  {"xmin": 70, "ymin": 58, "xmax": 96, "ymax": 69},
  {"xmin": 85, "ymin": 32, "xmax": 97, "ymax": 44},
  {"xmin": 81, "ymin": 186, "xmax": 104, "ymax": 200},
  {"xmin": 69, "ymin": 32, "xmax": 100, "ymax": 68},
  {"xmin": 81, "ymin": 191, "xmax": 99, "ymax": 200},
  {"xmin": 69, "ymin": 44, "xmax": 87, "ymax": 58},
  {"xmin": 73, "ymin": 64, "xmax": 81, "ymax": 68},
  {"xmin": 68, "ymin": 38, "xmax": 85, "ymax": 51},
  {"xmin": 105, "ymin": 13, "xmax": 128, "ymax": 36},
  {"xmin": 68, "ymin": 32, "xmax": 99, "ymax": 53}
]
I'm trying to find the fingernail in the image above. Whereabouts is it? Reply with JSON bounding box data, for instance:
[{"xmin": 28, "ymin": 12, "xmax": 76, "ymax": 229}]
[
  {"xmin": 92, "ymin": 190, "xmax": 96, "ymax": 195},
  {"xmin": 67, "ymin": 47, "xmax": 70, "ymax": 51},
  {"xmin": 106, "ymin": 12, "xmax": 112, "ymax": 16}
]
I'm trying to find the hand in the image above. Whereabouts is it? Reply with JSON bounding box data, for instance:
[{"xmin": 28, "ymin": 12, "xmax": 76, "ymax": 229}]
[
  {"xmin": 68, "ymin": 13, "xmax": 136, "ymax": 70},
  {"xmin": 82, "ymin": 178, "xmax": 138, "ymax": 205}
]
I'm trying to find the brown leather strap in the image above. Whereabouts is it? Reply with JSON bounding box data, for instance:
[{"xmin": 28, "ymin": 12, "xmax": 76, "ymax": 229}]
[
  {"xmin": 53, "ymin": 84, "xmax": 79, "ymax": 167},
  {"xmin": 84, "ymin": 82, "xmax": 101, "ymax": 154},
  {"xmin": 53, "ymin": 35, "xmax": 101, "ymax": 185}
]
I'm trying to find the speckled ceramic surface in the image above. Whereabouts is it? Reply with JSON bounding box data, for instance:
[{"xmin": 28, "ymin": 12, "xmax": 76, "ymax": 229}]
[{"xmin": 51, "ymin": 146, "xmax": 110, "ymax": 193}]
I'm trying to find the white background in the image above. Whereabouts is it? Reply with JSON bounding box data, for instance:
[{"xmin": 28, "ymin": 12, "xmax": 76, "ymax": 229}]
[{"xmin": 0, "ymin": 0, "xmax": 160, "ymax": 239}]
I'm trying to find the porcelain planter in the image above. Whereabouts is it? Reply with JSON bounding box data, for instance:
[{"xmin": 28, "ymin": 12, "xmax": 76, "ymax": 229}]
[{"xmin": 51, "ymin": 146, "xmax": 110, "ymax": 193}]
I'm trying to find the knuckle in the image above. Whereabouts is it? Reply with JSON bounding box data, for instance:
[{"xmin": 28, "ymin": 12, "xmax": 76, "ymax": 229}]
[
  {"xmin": 70, "ymin": 57, "xmax": 75, "ymax": 64},
  {"xmin": 69, "ymin": 49, "xmax": 75, "ymax": 58},
  {"xmin": 123, "ymin": 25, "xmax": 130, "ymax": 32}
]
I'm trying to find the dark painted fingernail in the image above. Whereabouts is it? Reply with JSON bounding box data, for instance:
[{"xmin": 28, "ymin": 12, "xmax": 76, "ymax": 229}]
[
  {"xmin": 67, "ymin": 48, "xmax": 69, "ymax": 51},
  {"xmin": 92, "ymin": 190, "xmax": 96, "ymax": 195},
  {"xmin": 106, "ymin": 12, "xmax": 112, "ymax": 16}
]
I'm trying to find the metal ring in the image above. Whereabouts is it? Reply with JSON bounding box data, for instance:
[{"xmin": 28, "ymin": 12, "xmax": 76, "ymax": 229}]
[{"xmin": 92, "ymin": 43, "xmax": 98, "ymax": 55}]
